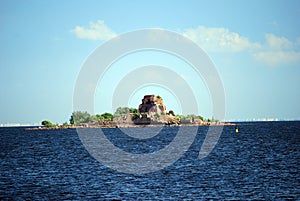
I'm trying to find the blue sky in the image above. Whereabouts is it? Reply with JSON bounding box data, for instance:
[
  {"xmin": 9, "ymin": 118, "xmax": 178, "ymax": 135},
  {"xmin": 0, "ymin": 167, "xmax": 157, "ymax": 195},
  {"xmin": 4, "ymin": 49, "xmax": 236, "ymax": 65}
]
[{"xmin": 1, "ymin": 0, "xmax": 300, "ymax": 124}]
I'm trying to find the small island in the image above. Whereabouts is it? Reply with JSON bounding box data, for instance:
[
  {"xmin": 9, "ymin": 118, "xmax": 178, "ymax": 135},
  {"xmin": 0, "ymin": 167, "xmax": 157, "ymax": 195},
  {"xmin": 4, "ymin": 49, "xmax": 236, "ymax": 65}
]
[{"xmin": 30, "ymin": 94, "xmax": 233, "ymax": 130}]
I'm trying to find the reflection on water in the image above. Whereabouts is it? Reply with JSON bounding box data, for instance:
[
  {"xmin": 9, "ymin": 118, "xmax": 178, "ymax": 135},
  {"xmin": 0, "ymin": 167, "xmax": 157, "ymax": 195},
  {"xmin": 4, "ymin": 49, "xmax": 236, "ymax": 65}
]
[{"xmin": 0, "ymin": 121, "xmax": 299, "ymax": 200}]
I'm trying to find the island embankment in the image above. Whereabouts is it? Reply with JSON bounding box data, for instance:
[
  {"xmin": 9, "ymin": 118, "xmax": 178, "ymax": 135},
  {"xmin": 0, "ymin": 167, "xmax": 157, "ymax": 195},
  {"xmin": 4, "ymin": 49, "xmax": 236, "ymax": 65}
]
[{"xmin": 25, "ymin": 121, "xmax": 235, "ymax": 130}]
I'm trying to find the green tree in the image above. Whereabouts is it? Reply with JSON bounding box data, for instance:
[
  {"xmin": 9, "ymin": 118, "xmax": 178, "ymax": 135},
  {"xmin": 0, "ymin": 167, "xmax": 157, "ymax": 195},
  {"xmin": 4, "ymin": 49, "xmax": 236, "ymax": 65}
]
[
  {"xmin": 95, "ymin": 112, "xmax": 114, "ymax": 120},
  {"xmin": 69, "ymin": 111, "xmax": 92, "ymax": 125},
  {"xmin": 114, "ymin": 107, "xmax": 130, "ymax": 117},
  {"xmin": 101, "ymin": 112, "xmax": 114, "ymax": 120},
  {"xmin": 114, "ymin": 107, "xmax": 139, "ymax": 116},
  {"xmin": 41, "ymin": 120, "xmax": 54, "ymax": 128},
  {"xmin": 129, "ymin": 108, "xmax": 139, "ymax": 114},
  {"xmin": 95, "ymin": 114, "xmax": 104, "ymax": 120},
  {"xmin": 196, "ymin": 115, "xmax": 204, "ymax": 121}
]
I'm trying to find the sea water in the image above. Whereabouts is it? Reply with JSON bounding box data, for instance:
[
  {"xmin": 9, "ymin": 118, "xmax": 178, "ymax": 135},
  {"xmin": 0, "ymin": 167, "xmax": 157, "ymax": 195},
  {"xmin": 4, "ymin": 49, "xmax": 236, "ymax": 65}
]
[{"xmin": 0, "ymin": 121, "xmax": 299, "ymax": 200}]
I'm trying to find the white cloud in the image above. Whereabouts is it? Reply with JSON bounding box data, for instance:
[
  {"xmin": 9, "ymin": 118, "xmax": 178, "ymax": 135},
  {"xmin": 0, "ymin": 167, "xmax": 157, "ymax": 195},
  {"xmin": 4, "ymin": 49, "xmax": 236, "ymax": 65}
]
[
  {"xmin": 264, "ymin": 33, "xmax": 292, "ymax": 50},
  {"xmin": 71, "ymin": 20, "xmax": 117, "ymax": 41},
  {"xmin": 182, "ymin": 26, "xmax": 300, "ymax": 66},
  {"xmin": 253, "ymin": 34, "xmax": 300, "ymax": 66},
  {"xmin": 182, "ymin": 26, "xmax": 260, "ymax": 52},
  {"xmin": 253, "ymin": 51, "xmax": 300, "ymax": 66}
]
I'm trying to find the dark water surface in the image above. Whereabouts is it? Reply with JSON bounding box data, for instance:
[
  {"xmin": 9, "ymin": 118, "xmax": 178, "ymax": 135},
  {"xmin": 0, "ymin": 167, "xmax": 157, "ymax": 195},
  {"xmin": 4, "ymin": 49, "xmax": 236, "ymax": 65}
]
[{"xmin": 0, "ymin": 121, "xmax": 299, "ymax": 200}]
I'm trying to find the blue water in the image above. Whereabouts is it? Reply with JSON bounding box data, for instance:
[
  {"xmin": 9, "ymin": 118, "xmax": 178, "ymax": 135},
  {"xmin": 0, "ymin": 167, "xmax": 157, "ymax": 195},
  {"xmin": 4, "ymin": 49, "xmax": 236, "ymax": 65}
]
[{"xmin": 0, "ymin": 121, "xmax": 299, "ymax": 200}]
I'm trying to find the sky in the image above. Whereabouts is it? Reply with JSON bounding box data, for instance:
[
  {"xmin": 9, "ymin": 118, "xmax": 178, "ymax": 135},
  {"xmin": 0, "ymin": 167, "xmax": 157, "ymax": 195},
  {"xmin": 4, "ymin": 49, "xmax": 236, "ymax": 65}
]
[{"xmin": 0, "ymin": 0, "xmax": 300, "ymax": 124}]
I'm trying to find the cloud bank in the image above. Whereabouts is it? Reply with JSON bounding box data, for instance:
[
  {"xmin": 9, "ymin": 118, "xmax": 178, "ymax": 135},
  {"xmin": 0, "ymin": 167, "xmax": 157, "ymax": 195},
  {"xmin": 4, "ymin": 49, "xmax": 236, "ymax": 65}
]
[{"xmin": 70, "ymin": 20, "xmax": 300, "ymax": 66}]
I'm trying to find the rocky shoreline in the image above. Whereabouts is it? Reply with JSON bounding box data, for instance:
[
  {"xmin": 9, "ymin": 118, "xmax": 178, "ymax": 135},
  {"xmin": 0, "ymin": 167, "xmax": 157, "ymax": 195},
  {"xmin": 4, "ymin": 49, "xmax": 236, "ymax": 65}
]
[{"xmin": 25, "ymin": 121, "xmax": 235, "ymax": 130}]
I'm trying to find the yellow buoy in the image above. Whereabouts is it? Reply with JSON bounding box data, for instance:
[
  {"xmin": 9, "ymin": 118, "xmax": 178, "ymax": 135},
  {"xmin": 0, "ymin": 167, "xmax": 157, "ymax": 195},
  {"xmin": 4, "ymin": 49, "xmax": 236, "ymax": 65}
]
[{"xmin": 235, "ymin": 126, "xmax": 239, "ymax": 133}]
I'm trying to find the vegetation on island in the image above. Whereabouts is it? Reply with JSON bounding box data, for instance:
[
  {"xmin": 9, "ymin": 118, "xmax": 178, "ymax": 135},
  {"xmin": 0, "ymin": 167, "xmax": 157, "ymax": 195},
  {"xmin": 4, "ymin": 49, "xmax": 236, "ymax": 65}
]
[
  {"xmin": 41, "ymin": 111, "xmax": 115, "ymax": 128},
  {"xmin": 41, "ymin": 108, "xmax": 214, "ymax": 128},
  {"xmin": 69, "ymin": 111, "xmax": 114, "ymax": 126},
  {"xmin": 41, "ymin": 120, "xmax": 58, "ymax": 128},
  {"xmin": 114, "ymin": 107, "xmax": 139, "ymax": 117},
  {"xmin": 40, "ymin": 95, "xmax": 219, "ymax": 128}
]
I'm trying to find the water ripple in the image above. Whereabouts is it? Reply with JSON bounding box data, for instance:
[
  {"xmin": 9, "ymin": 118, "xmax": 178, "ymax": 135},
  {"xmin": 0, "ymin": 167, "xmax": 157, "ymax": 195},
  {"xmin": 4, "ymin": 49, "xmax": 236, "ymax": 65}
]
[{"xmin": 0, "ymin": 121, "xmax": 299, "ymax": 200}]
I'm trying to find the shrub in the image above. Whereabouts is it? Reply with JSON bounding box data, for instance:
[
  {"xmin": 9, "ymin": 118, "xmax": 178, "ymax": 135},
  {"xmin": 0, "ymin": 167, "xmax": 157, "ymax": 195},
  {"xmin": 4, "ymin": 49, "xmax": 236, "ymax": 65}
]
[{"xmin": 41, "ymin": 120, "xmax": 55, "ymax": 128}]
